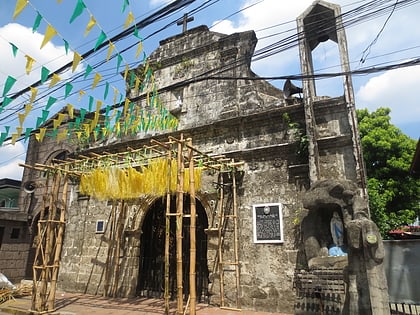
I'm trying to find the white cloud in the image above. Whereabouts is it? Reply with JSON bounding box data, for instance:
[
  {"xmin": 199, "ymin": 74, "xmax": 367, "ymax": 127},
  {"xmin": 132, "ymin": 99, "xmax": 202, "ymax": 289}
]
[
  {"xmin": 0, "ymin": 141, "xmax": 26, "ymax": 181},
  {"xmin": 0, "ymin": 23, "xmax": 77, "ymax": 93},
  {"xmin": 356, "ymin": 65, "xmax": 420, "ymax": 125},
  {"xmin": 149, "ymin": 0, "xmax": 173, "ymax": 8}
]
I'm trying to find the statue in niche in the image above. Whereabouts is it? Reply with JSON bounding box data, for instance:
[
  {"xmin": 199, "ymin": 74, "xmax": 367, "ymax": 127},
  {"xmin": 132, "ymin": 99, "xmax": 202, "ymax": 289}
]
[
  {"xmin": 300, "ymin": 179, "xmax": 389, "ymax": 314},
  {"xmin": 329, "ymin": 211, "xmax": 347, "ymax": 257}
]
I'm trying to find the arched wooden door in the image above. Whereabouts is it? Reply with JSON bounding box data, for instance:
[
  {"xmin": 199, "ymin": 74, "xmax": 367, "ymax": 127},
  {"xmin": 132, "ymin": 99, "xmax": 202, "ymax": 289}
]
[{"xmin": 137, "ymin": 195, "xmax": 209, "ymax": 302}]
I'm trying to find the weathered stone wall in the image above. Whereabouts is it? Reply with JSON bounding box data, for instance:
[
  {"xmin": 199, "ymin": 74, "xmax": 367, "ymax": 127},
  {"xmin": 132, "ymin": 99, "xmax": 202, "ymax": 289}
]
[{"xmin": 21, "ymin": 25, "xmax": 362, "ymax": 314}]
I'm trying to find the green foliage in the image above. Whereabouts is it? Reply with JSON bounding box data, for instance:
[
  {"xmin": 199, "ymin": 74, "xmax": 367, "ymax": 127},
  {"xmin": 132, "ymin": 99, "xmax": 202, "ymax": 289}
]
[{"xmin": 357, "ymin": 107, "xmax": 420, "ymax": 237}]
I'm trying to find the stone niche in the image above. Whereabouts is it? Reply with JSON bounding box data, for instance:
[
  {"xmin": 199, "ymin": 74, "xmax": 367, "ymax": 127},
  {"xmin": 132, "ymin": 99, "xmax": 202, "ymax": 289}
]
[{"xmin": 295, "ymin": 179, "xmax": 390, "ymax": 315}]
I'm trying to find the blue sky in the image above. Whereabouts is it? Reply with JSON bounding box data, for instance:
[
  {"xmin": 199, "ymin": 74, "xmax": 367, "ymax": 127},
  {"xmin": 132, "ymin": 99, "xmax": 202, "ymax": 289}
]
[{"xmin": 0, "ymin": 0, "xmax": 419, "ymax": 180}]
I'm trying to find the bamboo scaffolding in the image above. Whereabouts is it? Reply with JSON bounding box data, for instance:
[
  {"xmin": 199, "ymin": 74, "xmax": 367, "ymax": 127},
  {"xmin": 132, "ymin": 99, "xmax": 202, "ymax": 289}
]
[
  {"xmin": 164, "ymin": 142, "xmax": 173, "ymax": 315},
  {"xmin": 176, "ymin": 135, "xmax": 184, "ymax": 315},
  {"xmin": 20, "ymin": 135, "xmax": 244, "ymax": 314},
  {"xmin": 188, "ymin": 138, "xmax": 197, "ymax": 315}
]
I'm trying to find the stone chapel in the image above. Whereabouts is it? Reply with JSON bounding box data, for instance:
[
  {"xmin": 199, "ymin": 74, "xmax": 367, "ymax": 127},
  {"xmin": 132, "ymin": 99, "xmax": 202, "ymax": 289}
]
[{"xmin": 17, "ymin": 1, "xmax": 390, "ymax": 314}]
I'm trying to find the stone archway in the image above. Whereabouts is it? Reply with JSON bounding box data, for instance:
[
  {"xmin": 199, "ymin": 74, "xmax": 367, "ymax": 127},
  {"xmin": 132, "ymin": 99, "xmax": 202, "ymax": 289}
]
[{"xmin": 137, "ymin": 195, "xmax": 209, "ymax": 302}]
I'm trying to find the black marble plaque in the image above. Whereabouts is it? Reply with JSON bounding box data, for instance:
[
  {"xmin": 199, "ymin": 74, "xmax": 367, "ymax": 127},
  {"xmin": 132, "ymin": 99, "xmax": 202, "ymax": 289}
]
[{"xmin": 253, "ymin": 204, "xmax": 283, "ymax": 243}]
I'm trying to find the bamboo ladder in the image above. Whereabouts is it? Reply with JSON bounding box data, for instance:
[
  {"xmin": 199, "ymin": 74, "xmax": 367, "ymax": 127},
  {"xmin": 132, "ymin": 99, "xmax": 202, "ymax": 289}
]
[{"xmin": 216, "ymin": 167, "xmax": 241, "ymax": 310}]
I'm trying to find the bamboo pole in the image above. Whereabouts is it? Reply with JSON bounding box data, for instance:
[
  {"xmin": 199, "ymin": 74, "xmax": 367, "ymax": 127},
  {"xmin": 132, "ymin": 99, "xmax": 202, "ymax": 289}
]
[
  {"xmin": 111, "ymin": 200, "xmax": 126, "ymax": 297},
  {"xmin": 104, "ymin": 201, "xmax": 117, "ymax": 296},
  {"xmin": 47, "ymin": 172, "xmax": 69, "ymax": 310},
  {"xmin": 217, "ymin": 172, "xmax": 225, "ymax": 308},
  {"xmin": 31, "ymin": 173, "xmax": 51, "ymax": 312},
  {"xmin": 232, "ymin": 167, "xmax": 241, "ymax": 308},
  {"xmin": 188, "ymin": 138, "xmax": 197, "ymax": 315},
  {"xmin": 176, "ymin": 134, "xmax": 184, "ymax": 315},
  {"xmin": 164, "ymin": 145, "xmax": 173, "ymax": 315}
]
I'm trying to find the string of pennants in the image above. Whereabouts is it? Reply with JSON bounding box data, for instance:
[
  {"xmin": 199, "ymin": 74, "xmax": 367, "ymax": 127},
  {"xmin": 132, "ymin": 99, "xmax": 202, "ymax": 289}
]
[{"xmin": 0, "ymin": 0, "xmax": 179, "ymax": 147}]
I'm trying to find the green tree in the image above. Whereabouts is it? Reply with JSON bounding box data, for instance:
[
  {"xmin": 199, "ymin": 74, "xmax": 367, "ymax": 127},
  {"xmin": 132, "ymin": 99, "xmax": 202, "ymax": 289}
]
[{"xmin": 357, "ymin": 107, "xmax": 420, "ymax": 237}]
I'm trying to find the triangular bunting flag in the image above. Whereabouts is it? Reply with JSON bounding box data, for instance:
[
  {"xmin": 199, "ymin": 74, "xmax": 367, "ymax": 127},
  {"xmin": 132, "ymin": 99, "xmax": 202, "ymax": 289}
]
[
  {"xmin": 84, "ymin": 15, "xmax": 97, "ymax": 37},
  {"xmin": 78, "ymin": 90, "xmax": 86, "ymax": 101},
  {"xmin": 30, "ymin": 87, "xmax": 38, "ymax": 103},
  {"xmin": 2, "ymin": 76, "xmax": 17, "ymax": 96},
  {"xmin": 70, "ymin": 0, "xmax": 86, "ymax": 23},
  {"xmin": 48, "ymin": 73, "xmax": 61, "ymax": 88},
  {"xmin": 88, "ymin": 96, "xmax": 94, "ymax": 112},
  {"xmin": 106, "ymin": 42, "xmax": 115, "ymax": 61},
  {"xmin": 63, "ymin": 39, "xmax": 69, "ymax": 54},
  {"xmin": 32, "ymin": 12, "xmax": 42, "ymax": 33},
  {"xmin": 13, "ymin": 0, "xmax": 28, "ymax": 19},
  {"xmin": 65, "ymin": 83, "xmax": 73, "ymax": 99},
  {"xmin": 121, "ymin": 0, "xmax": 129, "ymax": 12},
  {"xmin": 40, "ymin": 24, "xmax": 58, "ymax": 49},
  {"xmin": 135, "ymin": 41, "xmax": 143, "ymax": 59},
  {"xmin": 72, "ymin": 52, "xmax": 82, "ymax": 72},
  {"xmin": 103, "ymin": 81, "xmax": 109, "ymax": 99},
  {"xmin": 46, "ymin": 96, "xmax": 57, "ymax": 110},
  {"xmin": 25, "ymin": 55, "xmax": 36, "ymax": 75},
  {"xmin": 124, "ymin": 11, "xmax": 134, "ymax": 29},
  {"xmin": 67, "ymin": 104, "xmax": 74, "ymax": 119},
  {"xmin": 24, "ymin": 128, "xmax": 33, "ymax": 142},
  {"xmin": 41, "ymin": 66, "xmax": 50, "ymax": 84},
  {"xmin": 91, "ymin": 73, "xmax": 102, "ymax": 89},
  {"xmin": 24, "ymin": 104, "xmax": 33, "ymax": 116},
  {"xmin": 10, "ymin": 43, "xmax": 18, "ymax": 57},
  {"xmin": 116, "ymin": 54, "xmax": 123, "ymax": 73},
  {"xmin": 18, "ymin": 113, "xmax": 25, "ymax": 127},
  {"xmin": 84, "ymin": 64, "xmax": 93, "ymax": 79},
  {"xmin": 94, "ymin": 31, "xmax": 107, "ymax": 51}
]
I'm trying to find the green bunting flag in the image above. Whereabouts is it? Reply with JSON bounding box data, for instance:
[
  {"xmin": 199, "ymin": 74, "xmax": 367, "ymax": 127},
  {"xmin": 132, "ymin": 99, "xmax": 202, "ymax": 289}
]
[
  {"xmin": 2, "ymin": 76, "xmax": 17, "ymax": 96},
  {"xmin": 69, "ymin": 0, "xmax": 86, "ymax": 23},
  {"xmin": 88, "ymin": 95, "xmax": 94, "ymax": 112},
  {"xmin": 116, "ymin": 54, "xmax": 123, "ymax": 73},
  {"xmin": 32, "ymin": 12, "xmax": 42, "ymax": 33},
  {"xmin": 41, "ymin": 66, "xmax": 50, "ymax": 84},
  {"xmin": 42, "ymin": 109, "xmax": 50, "ymax": 122},
  {"xmin": 121, "ymin": 0, "xmax": 129, "ymax": 12},
  {"xmin": 65, "ymin": 83, "xmax": 73, "ymax": 99},
  {"xmin": 2, "ymin": 97, "xmax": 13, "ymax": 107},
  {"xmin": 46, "ymin": 96, "xmax": 57, "ymax": 110},
  {"xmin": 10, "ymin": 43, "xmax": 18, "ymax": 57},
  {"xmin": 104, "ymin": 81, "xmax": 109, "ymax": 99},
  {"xmin": 63, "ymin": 39, "xmax": 69, "ymax": 55},
  {"xmin": 94, "ymin": 31, "xmax": 107, "ymax": 51},
  {"xmin": 84, "ymin": 64, "xmax": 93, "ymax": 79},
  {"xmin": 80, "ymin": 108, "xmax": 86, "ymax": 121},
  {"xmin": 24, "ymin": 128, "xmax": 33, "ymax": 142}
]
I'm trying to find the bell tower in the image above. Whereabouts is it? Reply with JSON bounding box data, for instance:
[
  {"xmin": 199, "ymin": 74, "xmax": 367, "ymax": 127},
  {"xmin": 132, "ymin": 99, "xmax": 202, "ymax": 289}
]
[{"xmin": 297, "ymin": 1, "xmax": 367, "ymax": 198}]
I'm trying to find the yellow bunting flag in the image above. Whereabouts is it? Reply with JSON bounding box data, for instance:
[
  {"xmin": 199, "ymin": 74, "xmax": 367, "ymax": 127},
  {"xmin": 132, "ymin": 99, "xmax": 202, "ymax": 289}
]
[
  {"xmin": 124, "ymin": 11, "xmax": 134, "ymax": 29},
  {"xmin": 49, "ymin": 73, "xmax": 61, "ymax": 88},
  {"xmin": 35, "ymin": 128, "xmax": 47, "ymax": 142},
  {"xmin": 123, "ymin": 98, "xmax": 130, "ymax": 116},
  {"xmin": 53, "ymin": 119, "xmax": 60, "ymax": 129},
  {"xmin": 134, "ymin": 77, "xmax": 140, "ymax": 91},
  {"xmin": 67, "ymin": 103, "xmax": 74, "ymax": 119},
  {"xmin": 18, "ymin": 113, "xmax": 25, "ymax": 127},
  {"xmin": 135, "ymin": 41, "xmax": 143, "ymax": 59},
  {"xmin": 92, "ymin": 73, "xmax": 102, "ymax": 89},
  {"xmin": 106, "ymin": 42, "xmax": 115, "ymax": 62},
  {"xmin": 113, "ymin": 87, "xmax": 119, "ymax": 104},
  {"xmin": 84, "ymin": 15, "xmax": 97, "ymax": 37},
  {"xmin": 78, "ymin": 90, "xmax": 86, "ymax": 101},
  {"xmin": 40, "ymin": 24, "xmax": 58, "ymax": 49},
  {"xmin": 25, "ymin": 55, "xmax": 35, "ymax": 75},
  {"xmin": 57, "ymin": 113, "xmax": 66, "ymax": 125},
  {"xmin": 11, "ymin": 133, "xmax": 19, "ymax": 145},
  {"xmin": 29, "ymin": 87, "xmax": 38, "ymax": 104},
  {"xmin": 123, "ymin": 64, "xmax": 129, "ymax": 81},
  {"xmin": 24, "ymin": 104, "xmax": 32, "ymax": 116},
  {"xmin": 72, "ymin": 52, "xmax": 82, "ymax": 72},
  {"xmin": 13, "ymin": 0, "xmax": 28, "ymax": 19}
]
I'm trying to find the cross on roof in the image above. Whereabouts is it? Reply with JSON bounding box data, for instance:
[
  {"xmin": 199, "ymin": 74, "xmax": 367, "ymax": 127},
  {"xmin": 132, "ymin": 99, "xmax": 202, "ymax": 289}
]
[{"xmin": 177, "ymin": 13, "xmax": 194, "ymax": 33}]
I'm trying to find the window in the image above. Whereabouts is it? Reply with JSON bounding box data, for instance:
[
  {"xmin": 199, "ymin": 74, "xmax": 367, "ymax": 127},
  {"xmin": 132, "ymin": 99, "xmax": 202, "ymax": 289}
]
[
  {"xmin": 96, "ymin": 220, "xmax": 105, "ymax": 233},
  {"xmin": 10, "ymin": 228, "xmax": 20, "ymax": 239}
]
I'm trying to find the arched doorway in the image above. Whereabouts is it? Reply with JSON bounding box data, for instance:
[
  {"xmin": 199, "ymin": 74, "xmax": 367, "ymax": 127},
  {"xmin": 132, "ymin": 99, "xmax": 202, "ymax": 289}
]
[{"xmin": 137, "ymin": 195, "xmax": 209, "ymax": 302}]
